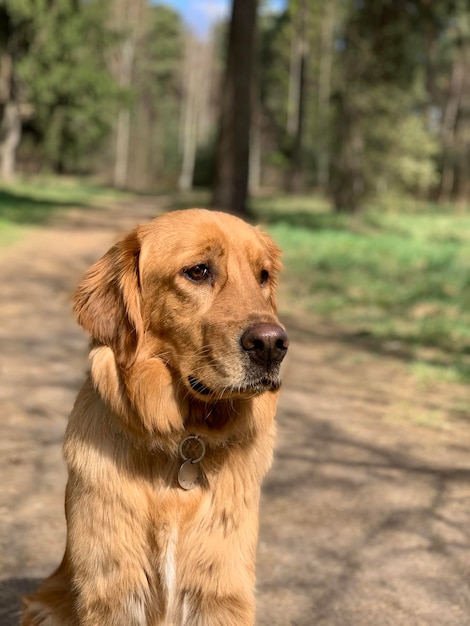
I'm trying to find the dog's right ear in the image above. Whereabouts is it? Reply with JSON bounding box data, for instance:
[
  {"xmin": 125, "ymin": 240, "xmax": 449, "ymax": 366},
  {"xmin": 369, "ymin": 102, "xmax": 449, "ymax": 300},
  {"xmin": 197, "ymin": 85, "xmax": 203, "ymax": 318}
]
[{"xmin": 73, "ymin": 230, "xmax": 143, "ymax": 368}]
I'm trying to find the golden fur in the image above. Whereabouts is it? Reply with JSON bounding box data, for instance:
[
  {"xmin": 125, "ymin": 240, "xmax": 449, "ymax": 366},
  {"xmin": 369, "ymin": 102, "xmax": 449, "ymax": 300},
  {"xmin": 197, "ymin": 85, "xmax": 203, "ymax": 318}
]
[{"xmin": 22, "ymin": 209, "xmax": 288, "ymax": 626}]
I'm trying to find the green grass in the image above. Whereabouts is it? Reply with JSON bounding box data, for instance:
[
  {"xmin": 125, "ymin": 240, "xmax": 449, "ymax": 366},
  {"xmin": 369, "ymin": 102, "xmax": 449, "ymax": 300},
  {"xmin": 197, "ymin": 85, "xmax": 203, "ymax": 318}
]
[
  {"xmin": 0, "ymin": 176, "xmax": 129, "ymax": 245},
  {"xmin": 252, "ymin": 194, "xmax": 470, "ymax": 382}
]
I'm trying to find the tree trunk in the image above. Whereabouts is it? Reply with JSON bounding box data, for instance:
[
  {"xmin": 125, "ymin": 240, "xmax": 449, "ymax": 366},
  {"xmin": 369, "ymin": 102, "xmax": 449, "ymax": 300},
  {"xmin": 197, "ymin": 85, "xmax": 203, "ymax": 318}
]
[
  {"xmin": 286, "ymin": 36, "xmax": 302, "ymax": 137},
  {"xmin": 114, "ymin": 37, "xmax": 135, "ymax": 189},
  {"xmin": 454, "ymin": 50, "xmax": 470, "ymax": 206},
  {"xmin": 249, "ymin": 32, "xmax": 261, "ymax": 194},
  {"xmin": 111, "ymin": 0, "xmax": 145, "ymax": 189},
  {"xmin": 179, "ymin": 37, "xmax": 202, "ymax": 192},
  {"xmin": 317, "ymin": 1, "xmax": 335, "ymax": 190},
  {"xmin": 211, "ymin": 0, "xmax": 258, "ymax": 216},
  {"xmin": 332, "ymin": 94, "xmax": 365, "ymax": 213},
  {"xmin": 249, "ymin": 105, "xmax": 261, "ymax": 193},
  {"xmin": 438, "ymin": 50, "xmax": 465, "ymax": 203},
  {"xmin": 288, "ymin": 50, "xmax": 306, "ymax": 193},
  {"xmin": 286, "ymin": 0, "xmax": 308, "ymax": 193},
  {"xmin": 0, "ymin": 52, "xmax": 21, "ymax": 181},
  {"xmin": 1, "ymin": 100, "xmax": 20, "ymax": 180}
]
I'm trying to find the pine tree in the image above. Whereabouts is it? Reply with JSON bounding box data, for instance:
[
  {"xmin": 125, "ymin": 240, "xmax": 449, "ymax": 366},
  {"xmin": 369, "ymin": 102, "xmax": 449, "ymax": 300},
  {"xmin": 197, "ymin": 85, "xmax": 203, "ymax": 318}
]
[
  {"xmin": 212, "ymin": 0, "xmax": 258, "ymax": 216},
  {"xmin": 0, "ymin": 0, "xmax": 120, "ymax": 176},
  {"xmin": 19, "ymin": 0, "xmax": 119, "ymax": 173}
]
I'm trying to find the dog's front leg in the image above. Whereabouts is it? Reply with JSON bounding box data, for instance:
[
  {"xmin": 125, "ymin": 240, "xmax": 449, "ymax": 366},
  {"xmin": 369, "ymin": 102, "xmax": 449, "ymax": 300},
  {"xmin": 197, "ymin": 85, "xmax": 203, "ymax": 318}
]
[
  {"xmin": 64, "ymin": 478, "xmax": 161, "ymax": 626},
  {"xmin": 170, "ymin": 490, "xmax": 260, "ymax": 626}
]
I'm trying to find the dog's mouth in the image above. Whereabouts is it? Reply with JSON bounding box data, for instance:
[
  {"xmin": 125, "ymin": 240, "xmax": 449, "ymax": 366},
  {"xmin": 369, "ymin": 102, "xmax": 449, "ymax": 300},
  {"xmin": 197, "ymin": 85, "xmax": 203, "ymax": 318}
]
[
  {"xmin": 188, "ymin": 376, "xmax": 213, "ymax": 396},
  {"xmin": 187, "ymin": 375, "xmax": 280, "ymax": 400}
]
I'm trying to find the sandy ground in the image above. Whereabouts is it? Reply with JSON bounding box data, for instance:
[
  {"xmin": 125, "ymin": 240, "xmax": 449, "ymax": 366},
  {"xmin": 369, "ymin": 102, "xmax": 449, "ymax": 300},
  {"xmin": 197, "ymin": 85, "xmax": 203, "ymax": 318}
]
[{"xmin": 0, "ymin": 198, "xmax": 469, "ymax": 625}]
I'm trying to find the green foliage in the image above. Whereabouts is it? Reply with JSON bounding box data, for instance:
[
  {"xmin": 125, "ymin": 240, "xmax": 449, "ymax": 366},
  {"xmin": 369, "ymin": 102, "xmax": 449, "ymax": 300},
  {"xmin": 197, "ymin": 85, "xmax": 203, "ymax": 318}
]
[
  {"xmin": 138, "ymin": 5, "xmax": 183, "ymax": 92},
  {"xmin": 258, "ymin": 10, "xmax": 290, "ymax": 136},
  {"xmin": 258, "ymin": 2, "xmax": 323, "ymax": 185},
  {"xmin": 0, "ymin": 0, "xmax": 467, "ymax": 203},
  {"xmin": 256, "ymin": 0, "xmax": 448, "ymax": 205},
  {"xmin": 254, "ymin": 194, "xmax": 470, "ymax": 381},
  {"xmin": 133, "ymin": 4, "xmax": 184, "ymax": 180},
  {"xmin": 330, "ymin": 0, "xmax": 449, "ymax": 211},
  {"xmin": 385, "ymin": 116, "xmax": 439, "ymax": 193},
  {"xmin": 347, "ymin": 83, "xmax": 440, "ymax": 200},
  {"xmin": 15, "ymin": 0, "xmax": 120, "ymax": 172}
]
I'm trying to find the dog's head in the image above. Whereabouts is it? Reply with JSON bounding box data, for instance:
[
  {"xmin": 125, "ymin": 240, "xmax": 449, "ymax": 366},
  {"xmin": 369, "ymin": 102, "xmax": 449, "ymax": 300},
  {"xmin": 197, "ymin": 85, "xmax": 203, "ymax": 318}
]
[{"xmin": 74, "ymin": 209, "xmax": 288, "ymax": 414}]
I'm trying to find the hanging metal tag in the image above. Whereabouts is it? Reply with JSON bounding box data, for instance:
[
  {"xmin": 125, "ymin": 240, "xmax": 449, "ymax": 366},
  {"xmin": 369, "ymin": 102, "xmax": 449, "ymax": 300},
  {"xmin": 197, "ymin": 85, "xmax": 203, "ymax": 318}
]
[
  {"xmin": 177, "ymin": 435, "xmax": 206, "ymax": 490},
  {"xmin": 178, "ymin": 459, "xmax": 202, "ymax": 490}
]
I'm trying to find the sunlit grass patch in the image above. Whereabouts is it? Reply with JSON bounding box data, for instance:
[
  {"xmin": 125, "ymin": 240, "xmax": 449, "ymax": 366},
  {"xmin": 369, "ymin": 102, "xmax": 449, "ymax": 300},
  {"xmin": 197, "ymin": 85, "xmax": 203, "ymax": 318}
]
[
  {"xmin": 253, "ymin": 195, "xmax": 470, "ymax": 382},
  {"xmin": 0, "ymin": 217, "xmax": 22, "ymax": 246},
  {"xmin": 0, "ymin": 176, "xmax": 130, "ymax": 246}
]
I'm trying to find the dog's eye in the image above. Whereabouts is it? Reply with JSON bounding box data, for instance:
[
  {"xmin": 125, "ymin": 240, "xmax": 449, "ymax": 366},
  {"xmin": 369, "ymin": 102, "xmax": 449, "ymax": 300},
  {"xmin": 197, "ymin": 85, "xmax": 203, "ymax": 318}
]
[
  {"xmin": 183, "ymin": 264, "xmax": 211, "ymax": 283},
  {"xmin": 260, "ymin": 269, "xmax": 269, "ymax": 286}
]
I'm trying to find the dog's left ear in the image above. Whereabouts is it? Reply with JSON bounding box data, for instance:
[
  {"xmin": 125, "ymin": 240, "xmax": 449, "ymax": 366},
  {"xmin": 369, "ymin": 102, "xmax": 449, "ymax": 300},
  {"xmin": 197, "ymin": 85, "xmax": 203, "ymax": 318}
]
[{"xmin": 73, "ymin": 230, "xmax": 143, "ymax": 367}]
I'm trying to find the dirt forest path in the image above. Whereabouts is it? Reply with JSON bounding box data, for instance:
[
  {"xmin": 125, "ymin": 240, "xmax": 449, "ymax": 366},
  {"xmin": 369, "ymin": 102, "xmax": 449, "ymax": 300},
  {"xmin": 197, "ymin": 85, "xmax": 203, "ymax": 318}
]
[{"xmin": 1, "ymin": 198, "xmax": 470, "ymax": 626}]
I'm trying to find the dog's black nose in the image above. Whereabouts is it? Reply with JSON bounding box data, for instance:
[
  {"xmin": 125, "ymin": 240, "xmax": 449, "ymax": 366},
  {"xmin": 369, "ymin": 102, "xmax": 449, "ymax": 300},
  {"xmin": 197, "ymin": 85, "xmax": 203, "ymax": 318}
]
[{"xmin": 241, "ymin": 324, "xmax": 289, "ymax": 368}]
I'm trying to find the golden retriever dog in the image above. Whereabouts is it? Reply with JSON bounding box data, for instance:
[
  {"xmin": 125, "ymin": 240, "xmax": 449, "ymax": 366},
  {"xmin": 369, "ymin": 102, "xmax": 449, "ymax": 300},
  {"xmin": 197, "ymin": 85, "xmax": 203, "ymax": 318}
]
[{"xmin": 22, "ymin": 209, "xmax": 288, "ymax": 626}]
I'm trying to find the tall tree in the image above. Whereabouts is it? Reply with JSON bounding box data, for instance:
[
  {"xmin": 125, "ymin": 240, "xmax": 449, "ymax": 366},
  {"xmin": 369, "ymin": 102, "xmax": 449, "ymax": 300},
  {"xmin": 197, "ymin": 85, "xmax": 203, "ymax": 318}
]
[
  {"xmin": 330, "ymin": 0, "xmax": 441, "ymax": 211},
  {"xmin": 286, "ymin": 0, "xmax": 309, "ymax": 192},
  {"xmin": 130, "ymin": 4, "xmax": 184, "ymax": 189},
  {"xmin": 17, "ymin": 0, "xmax": 119, "ymax": 174},
  {"xmin": 179, "ymin": 34, "xmax": 210, "ymax": 192},
  {"xmin": 257, "ymin": 2, "xmax": 323, "ymax": 192},
  {"xmin": 212, "ymin": 0, "xmax": 258, "ymax": 216},
  {"xmin": 0, "ymin": 3, "xmax": 31, "ymax": 179},
  {"xmin": 110, "ymin": 0, "xmax": 146, "ymax": 188},
  {"xmin": 437, "ymin": 3, "xmax": 470, "ymax": 204},
  {"xmin": 317, "ymin": 0, "xmax": 335, "ymax": 189}
]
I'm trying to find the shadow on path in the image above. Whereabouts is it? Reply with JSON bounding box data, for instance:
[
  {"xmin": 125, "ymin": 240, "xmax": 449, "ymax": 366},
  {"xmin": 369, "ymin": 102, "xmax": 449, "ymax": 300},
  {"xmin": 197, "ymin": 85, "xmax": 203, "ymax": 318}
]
[{"xmin": 0, "ymin": 579, "xmax": 40, "ymax": 626}]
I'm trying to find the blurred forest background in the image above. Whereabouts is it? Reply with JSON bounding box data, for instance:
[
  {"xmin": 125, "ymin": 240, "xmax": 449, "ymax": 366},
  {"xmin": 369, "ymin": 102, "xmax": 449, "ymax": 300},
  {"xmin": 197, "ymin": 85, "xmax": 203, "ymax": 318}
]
[
  {"xmin": 0, "ymin": 0, "xmax": 469, "ymax": 211},
  {"xmin": 1, "ymin": 0, "xmax": 470, "ymax": 385}
]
